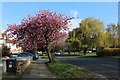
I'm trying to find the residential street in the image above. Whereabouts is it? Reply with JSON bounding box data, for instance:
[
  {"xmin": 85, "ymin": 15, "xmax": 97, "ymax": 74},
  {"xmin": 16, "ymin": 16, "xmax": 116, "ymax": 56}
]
[
  {"xmin": 56, "ymin": 56, "xmax": 119, "ymax": 78},
  {"xmin": 0, "ymin": 2, "xmax": 119, "ymax": 80}
]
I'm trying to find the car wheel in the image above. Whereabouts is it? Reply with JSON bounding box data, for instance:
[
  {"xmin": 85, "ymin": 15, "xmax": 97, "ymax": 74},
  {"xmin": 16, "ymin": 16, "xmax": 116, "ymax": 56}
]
[{"xmin": 33, "ymin": 57, "xmax": 36, "ymax": 60}]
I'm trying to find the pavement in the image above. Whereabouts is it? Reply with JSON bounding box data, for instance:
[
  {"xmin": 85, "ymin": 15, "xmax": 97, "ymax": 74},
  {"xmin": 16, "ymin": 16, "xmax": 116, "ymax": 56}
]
[
  {"xmin": 56, "ymin": 56, "xmax": 119, "ymax": 78},
  {"xmin": 21, "ymin": 57, "xmax": 56, "ymax": 78}
]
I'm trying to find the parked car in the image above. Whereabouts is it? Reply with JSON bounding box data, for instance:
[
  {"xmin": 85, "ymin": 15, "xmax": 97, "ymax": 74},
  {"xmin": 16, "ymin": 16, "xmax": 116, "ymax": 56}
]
[
  {"xmin": 10, "ymin": 53, "xmax": 20, "ymax": 58},
  {"xmin": 11, "ymin": 52, "xmax": 39, "ymax": 60},
  {"xmin": 55, "ymin": 52, "xmax": 61, "ymax": 55},
  {"xmin": 42, "ymin": 53, "xmax": 47, "ymax": 56},
  {"xmin": 37, "ymin": 51, "xmax": 43, "ymax": 56},
  {"xmin": 2, "ymin": 56, "xmax": 9, "ymax": 60},
  {"xmin": 86, "ymin": 50, "xmax": 92, "ymax": 53}
]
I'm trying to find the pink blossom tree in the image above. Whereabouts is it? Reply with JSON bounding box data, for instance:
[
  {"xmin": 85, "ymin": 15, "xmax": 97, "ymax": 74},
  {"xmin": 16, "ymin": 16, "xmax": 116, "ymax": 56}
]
[{"xmin": 6, "ymin": 9, "xmax": 74, "ymax": 63}]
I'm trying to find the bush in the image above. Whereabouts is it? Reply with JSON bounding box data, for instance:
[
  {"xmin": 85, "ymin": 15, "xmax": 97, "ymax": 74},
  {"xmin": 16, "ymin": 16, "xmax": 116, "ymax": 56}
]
[
  {"xmin": 96, "ymin": 48, "xmax": 120, "ymax": 57},
  {"xmin": 2, "ymin": 45, "xmax": 11, "ymax": 57},
  {"xmin": 26, "ymin": 48, "xmax": 37, "ymax": 55}
]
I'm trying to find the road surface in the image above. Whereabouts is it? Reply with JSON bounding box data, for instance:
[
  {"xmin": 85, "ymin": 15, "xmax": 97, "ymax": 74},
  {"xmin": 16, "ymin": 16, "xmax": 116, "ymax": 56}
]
[{"xmin": 56, "ymin": 56, "xmax": 119, "ymax": 78}]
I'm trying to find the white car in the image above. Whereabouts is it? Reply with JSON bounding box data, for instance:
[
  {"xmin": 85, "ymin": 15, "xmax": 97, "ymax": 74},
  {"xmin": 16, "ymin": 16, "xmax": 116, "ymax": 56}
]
[
  {"xmin": 86, "ymin": 50, "xmax": 92, "ymax": 53},
  {"xmin": 55, "ymin": 52, "xmax": 61, "ymax": 55}
]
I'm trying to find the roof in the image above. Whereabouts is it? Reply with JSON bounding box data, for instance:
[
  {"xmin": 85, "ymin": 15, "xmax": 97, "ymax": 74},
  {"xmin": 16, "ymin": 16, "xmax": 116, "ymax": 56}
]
[{"xmin": 6, "ymin": 39, "xmax": 15, "ymax": 43}]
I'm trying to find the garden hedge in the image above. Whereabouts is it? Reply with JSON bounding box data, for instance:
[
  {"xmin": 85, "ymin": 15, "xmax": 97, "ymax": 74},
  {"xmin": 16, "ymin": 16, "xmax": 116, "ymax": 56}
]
[{"xmin": 96, "ymin": 48, "xmax": 120, "ymax": 57}]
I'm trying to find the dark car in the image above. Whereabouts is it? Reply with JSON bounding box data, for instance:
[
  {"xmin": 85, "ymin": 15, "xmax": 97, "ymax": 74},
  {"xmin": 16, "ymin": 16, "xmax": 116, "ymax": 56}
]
[
  {"xmin": 42, "ymin": 53, "xmax": 47, "ymax": 56},
  {"xmin": 11, "ymin": 52, "xmax": 39, "ymax": 60},
  {"xmin": 11, "ymin": 53, "xmax": 20, "ymax": 58}
]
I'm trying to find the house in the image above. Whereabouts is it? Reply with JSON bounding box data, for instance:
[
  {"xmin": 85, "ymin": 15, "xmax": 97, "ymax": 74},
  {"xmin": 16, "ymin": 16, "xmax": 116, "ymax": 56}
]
[
  {"xmin": 0, "ymin": 30, "xmax": 22, "ymax": 53},
  {"xmin": 0, "ymin": 30, "xmax": 6, "ymax": 53}
]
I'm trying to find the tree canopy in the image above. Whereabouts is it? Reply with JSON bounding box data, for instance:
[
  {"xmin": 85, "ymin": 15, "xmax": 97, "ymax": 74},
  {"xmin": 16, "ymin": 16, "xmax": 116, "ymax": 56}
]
[
  {"xmin": 6, "ymin": 9, "xmax": 74, "ymax": 63},
  {"xmin": 66, "ymin": 17, "xmax": 112, "ymax": 54}
]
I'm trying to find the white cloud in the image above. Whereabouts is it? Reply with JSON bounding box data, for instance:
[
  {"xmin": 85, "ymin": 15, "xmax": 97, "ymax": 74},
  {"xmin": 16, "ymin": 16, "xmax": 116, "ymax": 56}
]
[
  {"xmin": 68, "ymin": 19, "xmax": 82, "ymax": 31},
  {"xmin": 68, "ymin": 10, "xmax": 82, "ymax": 31},
  {"xmin": 70, "ymin": 10, "xmax": 78, "ymax": 18}
]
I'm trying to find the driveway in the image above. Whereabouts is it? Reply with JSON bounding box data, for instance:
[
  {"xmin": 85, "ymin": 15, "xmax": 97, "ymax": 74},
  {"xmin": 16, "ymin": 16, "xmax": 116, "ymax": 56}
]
[{"xmin": 56, "ymin": 56, "xmax": 119, "ymax": 78}]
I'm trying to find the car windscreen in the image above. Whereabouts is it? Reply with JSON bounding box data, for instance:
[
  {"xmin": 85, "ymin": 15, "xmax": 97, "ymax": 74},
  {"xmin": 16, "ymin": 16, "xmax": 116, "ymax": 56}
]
[{"xmin": 12, "ymin": 53, "xmax": 19, "ymax": 55}]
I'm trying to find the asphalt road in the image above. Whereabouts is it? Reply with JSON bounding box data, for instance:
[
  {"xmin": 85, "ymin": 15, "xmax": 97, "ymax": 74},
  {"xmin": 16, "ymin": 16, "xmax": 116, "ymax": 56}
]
[{"xmin": 56, "ymin": 56, "xmax": 119, "ymax": 78}]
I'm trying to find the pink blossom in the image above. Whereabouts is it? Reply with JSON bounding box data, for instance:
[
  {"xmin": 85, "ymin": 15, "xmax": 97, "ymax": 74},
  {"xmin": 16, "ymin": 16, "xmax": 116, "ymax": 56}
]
[{"xmin": 6, "ymin": 9, "xmax": 74, "ymax": 50}]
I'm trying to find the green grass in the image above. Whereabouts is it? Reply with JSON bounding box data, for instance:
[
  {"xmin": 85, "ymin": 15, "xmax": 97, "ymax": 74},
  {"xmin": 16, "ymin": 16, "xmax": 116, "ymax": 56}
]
[
  {"xmin": 62, "ymin": 52, "xmax": 97, "ymax": 56},
  {"xmin": 41, "ymin": 56, "xmax": 48, "ymax": 59},
  {"xmin": 84, "ymin": 53, "xmax": 97, "ymax": 56},
  {"xmin": 104, "ymin": 56, "xmax": 120, "ymax": 58},
  {"xmin": 47, "ymin": 62, "xmax": 100, "ymax": 78}
]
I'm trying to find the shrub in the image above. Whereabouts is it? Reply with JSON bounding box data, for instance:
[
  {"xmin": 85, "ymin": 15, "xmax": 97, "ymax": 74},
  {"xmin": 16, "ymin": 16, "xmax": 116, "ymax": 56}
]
[
  {"xmin": 96, "ymin": 48, "xmax": 120, "ymax": 57},
  {"xmin": 2, "ymin": 45, "xmax": 11, "ymax": 57},
  {"xmin": 26, "ymin": 48, "xmax": 37, "ymax": 55}
]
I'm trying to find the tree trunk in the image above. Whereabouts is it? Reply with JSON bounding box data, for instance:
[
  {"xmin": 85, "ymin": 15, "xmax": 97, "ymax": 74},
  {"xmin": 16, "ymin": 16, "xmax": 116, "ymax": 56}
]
[
  {"xmin": 61, "ymin": 50, "xmax": 63, "ymax": 54},
  {"xmin": 68, "ymin": 50, "xmax": 71, "ymax": 55},
  {"xmin": 74, "ymin": 51, "xmax": 75, "ymax": 55},
  {"xmin": 96, "ymin": 47, "xmax": 103, "ymax": 52},
  {"xmin": 46, "ymin": 46, "xmax": 55, "ymax": 63},
  {"xmin": 84, "ymin": 48, "xmax": 87, "ymax": 55}
]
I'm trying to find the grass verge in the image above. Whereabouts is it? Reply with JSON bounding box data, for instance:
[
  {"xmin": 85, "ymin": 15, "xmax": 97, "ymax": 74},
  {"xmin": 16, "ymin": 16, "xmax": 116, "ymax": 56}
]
[
  {"xmin": 41, "ymin": 56, "xmax": 48, "ymax": 59},
  {"xmin": 62, "ymin": 52, "xmax": 97, "ymax": 56},
  {"xmin": 104, "ymin": 56, "xmax": 120, "ymax": 58},
  {"xmin": 47, "ymin": 62, "xmax": 101, "ymax": 78}
]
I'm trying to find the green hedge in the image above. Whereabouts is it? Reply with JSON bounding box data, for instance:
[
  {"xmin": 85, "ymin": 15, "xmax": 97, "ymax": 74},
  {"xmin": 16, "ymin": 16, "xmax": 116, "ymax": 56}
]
[{"xmin": 96, "ymin": 48, "xmax": 120, "ymax": 57}]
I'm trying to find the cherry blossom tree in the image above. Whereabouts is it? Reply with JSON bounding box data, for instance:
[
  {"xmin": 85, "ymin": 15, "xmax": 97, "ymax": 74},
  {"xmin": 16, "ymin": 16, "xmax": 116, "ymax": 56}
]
[{"xmin": 6, "ymin": 9, "xmax": 74, "ymax": 63}]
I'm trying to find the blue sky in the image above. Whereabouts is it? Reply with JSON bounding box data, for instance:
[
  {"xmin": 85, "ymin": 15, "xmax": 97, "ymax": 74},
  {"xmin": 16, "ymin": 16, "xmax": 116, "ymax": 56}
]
[{"xmin": 1, "ymin": 2, "xmax": 118, "ymax": 30}]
